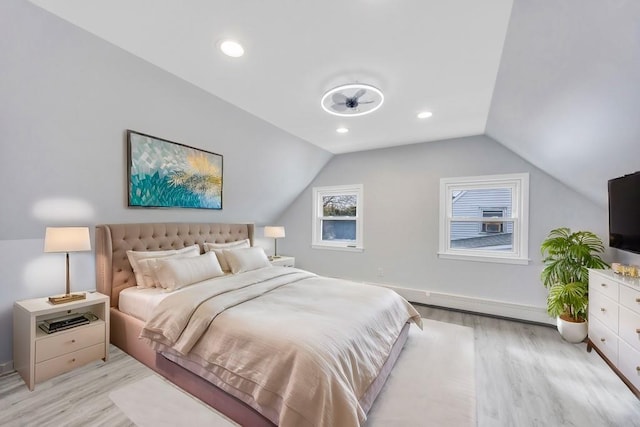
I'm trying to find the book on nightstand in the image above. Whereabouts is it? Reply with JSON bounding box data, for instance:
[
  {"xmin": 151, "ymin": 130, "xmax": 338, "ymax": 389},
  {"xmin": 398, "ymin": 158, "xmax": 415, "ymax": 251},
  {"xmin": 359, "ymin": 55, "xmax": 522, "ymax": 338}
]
[{"xmin": 38, "ymin": 313, "xmax": 91, "ymax": 334}]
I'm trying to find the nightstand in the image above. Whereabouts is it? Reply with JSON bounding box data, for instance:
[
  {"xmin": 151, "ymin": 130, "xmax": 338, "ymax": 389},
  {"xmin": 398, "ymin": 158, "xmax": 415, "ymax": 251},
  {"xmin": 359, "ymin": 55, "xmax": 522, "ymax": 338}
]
[
  {"xmin": 270, "ymin": 256, "xmax": 295, "ymax": 267},
  {"xmin": 13, "ymin": 292, "xmax": 110, "ymax": 390}
]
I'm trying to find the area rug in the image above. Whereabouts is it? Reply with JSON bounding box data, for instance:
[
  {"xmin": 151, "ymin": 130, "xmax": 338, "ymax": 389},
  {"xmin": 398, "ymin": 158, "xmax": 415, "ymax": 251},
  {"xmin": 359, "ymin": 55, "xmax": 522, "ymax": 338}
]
[{"xmin": 110, "ymin": 318, "xmax": 476, "ymax": 427}]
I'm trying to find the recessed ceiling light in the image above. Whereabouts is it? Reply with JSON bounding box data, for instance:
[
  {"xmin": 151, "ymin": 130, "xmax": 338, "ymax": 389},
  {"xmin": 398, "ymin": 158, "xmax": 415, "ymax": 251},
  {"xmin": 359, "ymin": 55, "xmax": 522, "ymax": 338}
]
[
  {"xmin": 336, "ymin": 127, "xmax": 349, "ymax": 134},
  {"xmin": 417, "ymin": 111, "xmax": 433, "ymax": 119},
  {"xmin": 219, "ymin": 40, "xmax": 244, "ymax": 58}
]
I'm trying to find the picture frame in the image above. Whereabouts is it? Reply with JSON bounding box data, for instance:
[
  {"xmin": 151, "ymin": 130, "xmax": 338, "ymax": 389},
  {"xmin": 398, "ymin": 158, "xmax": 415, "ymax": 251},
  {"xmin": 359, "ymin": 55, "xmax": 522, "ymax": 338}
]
[{"xmin": 127, "ymin": 130, "xmax": 223, "ymax": 209}]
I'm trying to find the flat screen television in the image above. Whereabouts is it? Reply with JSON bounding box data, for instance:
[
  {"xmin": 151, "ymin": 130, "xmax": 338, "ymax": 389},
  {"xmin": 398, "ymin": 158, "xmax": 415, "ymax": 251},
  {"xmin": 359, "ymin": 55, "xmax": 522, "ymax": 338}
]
[{"xmin": 608, "ymin": 171, "xmax": 640, "ymax": 254}]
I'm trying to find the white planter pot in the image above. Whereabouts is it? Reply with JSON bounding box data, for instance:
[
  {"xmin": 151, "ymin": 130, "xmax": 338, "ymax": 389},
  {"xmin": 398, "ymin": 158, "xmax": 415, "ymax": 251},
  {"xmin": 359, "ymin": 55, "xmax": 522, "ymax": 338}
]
[{"xmin": 556, "ymin": 317, "xmax": 588, "ymax": 343}]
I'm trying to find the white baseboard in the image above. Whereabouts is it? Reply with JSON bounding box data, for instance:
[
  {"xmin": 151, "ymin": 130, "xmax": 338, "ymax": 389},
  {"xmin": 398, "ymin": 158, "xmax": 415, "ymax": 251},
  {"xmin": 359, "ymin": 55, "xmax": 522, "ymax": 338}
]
[
  {"xmin": 366, "ymin": 282, "xmax": 555, "ymax": 326},
  {"xmin": 0, "ymin": 360, "xmax": 14, "ymax": 376}
]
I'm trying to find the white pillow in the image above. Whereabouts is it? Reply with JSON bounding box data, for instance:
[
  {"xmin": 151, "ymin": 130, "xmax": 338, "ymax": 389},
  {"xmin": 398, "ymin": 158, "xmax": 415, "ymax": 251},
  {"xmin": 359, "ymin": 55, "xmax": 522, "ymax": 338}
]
[
  {"xmin": 224, "ymin": 247, "xmax": 271, "ymax": 274},
  {"xmin": 126, "ymin": 245, "xmax": 200, "ymax": 288},
  {"xmin": 203, "ymin": 239, "xmax": 250, "ymax": 272},
  {"xmin": 154, "ymin": 252, "xmax": 224, "ymax": 292}
]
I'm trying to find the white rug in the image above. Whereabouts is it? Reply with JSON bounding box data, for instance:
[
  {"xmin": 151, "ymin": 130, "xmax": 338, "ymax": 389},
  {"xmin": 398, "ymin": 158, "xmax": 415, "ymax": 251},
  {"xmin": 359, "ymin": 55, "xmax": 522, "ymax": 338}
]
[{"xmin": 110, "ymin": 319, "xmax": 475, "ymax": 427}]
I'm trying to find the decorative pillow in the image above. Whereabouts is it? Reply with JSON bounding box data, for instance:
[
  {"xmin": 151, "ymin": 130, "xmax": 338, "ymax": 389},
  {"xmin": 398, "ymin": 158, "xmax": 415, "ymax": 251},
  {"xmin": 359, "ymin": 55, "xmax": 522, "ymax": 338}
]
[
  {"xmin": 203, "ymin": 239, "xmax": 250, "ymax": 272},
  {"xmin": 126, "ymin": 245, "xmax": 200, "ymax": 288},
  {"xmin": 223, "ymin": 247, "xmax": 271, "ymax": 274},
  {"xmin": 154, "ymin": 252, "xmax": 224, "ymax": 292}
]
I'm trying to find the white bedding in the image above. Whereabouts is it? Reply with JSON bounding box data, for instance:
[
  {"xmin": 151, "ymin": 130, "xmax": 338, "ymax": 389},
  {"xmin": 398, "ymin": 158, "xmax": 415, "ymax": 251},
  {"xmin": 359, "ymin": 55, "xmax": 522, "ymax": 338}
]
[
  {"xmin": 119, "ymin": 287, "xmax": 170, "ymax": 321},
  {"xmin": 139, "ymin": 266, "xmax": 422, "ymax": 427}
]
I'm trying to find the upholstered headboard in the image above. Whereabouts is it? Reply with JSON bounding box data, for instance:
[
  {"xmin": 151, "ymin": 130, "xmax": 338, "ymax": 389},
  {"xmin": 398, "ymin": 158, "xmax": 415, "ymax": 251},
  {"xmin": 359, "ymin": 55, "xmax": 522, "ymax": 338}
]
[{"xmin": 95, "ymin": 223, "xmax": 254, "ymax": 307}]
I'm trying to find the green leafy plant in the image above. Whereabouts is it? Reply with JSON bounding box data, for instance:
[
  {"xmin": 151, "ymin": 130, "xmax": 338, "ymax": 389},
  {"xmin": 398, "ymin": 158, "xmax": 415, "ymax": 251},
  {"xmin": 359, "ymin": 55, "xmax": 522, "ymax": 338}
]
[{"xmin": 541, "ymin": 228, "xmax": 609, "ymax": 322}]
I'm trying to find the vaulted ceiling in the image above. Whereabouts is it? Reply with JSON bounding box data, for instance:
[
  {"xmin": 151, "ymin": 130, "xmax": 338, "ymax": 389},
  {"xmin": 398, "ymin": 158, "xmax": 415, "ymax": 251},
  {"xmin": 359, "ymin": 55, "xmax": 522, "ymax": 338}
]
[{"xmin": 28, "ymin": 0, "xmax": 640, "ymax": 206}]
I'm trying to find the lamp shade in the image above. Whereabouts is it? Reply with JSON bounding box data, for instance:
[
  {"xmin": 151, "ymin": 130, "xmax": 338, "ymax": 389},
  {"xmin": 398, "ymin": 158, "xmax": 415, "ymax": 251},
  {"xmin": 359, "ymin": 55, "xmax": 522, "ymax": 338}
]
[
  {"xmin": 44, "ymin": 227, "xmax": 91, "ymax": 253},
  {"xmin": 264, "ymin": 226, "xmax": 285, "ymax": 239}
]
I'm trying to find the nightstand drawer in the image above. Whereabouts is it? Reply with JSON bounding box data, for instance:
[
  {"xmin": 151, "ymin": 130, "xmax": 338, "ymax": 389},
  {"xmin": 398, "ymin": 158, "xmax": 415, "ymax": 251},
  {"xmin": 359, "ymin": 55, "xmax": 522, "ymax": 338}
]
[
  {"xmin": 589, "ymin": 271, "xmax": 619, "ymax": 301},
  {"xmin": 620, "ymin": 284, "xmax": 640, "ymax": 315},
  {"xmin": 35, "ymin": 343, "xmax": 105, "ymax": 383},
  {"xmin": 36, "ymin": 322, "xmax": 105, "ymax": 363},
  {"xmin": 589, "ymin": 290, "xmax": 619, "ymax": 332}
]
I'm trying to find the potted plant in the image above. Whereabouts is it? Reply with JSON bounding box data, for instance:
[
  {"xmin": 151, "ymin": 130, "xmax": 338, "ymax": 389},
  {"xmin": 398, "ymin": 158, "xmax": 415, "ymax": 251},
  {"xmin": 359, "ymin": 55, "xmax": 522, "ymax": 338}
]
[{"xmin": 540, "ymin": 227, "xmax": 609, "ymax": 343}]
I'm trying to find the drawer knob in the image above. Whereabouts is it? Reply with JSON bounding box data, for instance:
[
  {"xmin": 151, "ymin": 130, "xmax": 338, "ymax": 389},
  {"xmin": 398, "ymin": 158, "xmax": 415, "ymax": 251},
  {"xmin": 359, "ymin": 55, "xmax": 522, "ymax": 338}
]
[
  {"xmin": 600, "ymin": 308, "xmax": 606, "ymax": 312},
  {"xmin": 600, "ymin": 338, "xmax": 606, "ymax": 342},
  {"xmin": 71, "ymin": 358, "xmax": 76, "ymax": 363},
  {"xmin": 71, "ymin": 339, "xmax": 76, "ymax": 343},
  {"xmin": 636, "ymin": 329, "xmax": 640, "ymax": 334},
  {"xmin": 601, "ymin": 283, "xmax": 607, "ymax": 287},
  {"xmin": 637, "ymin": 366, "xmax": 640, "ymax": 372},
  {"xmin": 636, "ymin": 298, "xmax": 640, "ymax": 303}
]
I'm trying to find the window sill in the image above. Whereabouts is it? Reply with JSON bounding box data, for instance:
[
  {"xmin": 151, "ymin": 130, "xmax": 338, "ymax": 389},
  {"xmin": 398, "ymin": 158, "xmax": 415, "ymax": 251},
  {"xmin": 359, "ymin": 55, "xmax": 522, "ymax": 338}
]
[
  {"xmin": 312, "ymin": 244, "xmax": 364, "ymax": 253},
  {"xmin": 437, "ymin": 252, "xmax": 530, "ymax": 265}
]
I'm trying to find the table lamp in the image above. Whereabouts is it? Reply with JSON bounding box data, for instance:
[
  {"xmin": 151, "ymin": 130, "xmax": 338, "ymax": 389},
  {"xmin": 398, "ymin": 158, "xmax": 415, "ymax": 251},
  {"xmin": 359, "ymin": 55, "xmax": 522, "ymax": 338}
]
[
  {"xmin": 264, "ymin": 226, "xmax": 285, "ymax": 258},
  {"xmin": 44, "ymin": 226, "xmax": 91, "ymax": 304}
]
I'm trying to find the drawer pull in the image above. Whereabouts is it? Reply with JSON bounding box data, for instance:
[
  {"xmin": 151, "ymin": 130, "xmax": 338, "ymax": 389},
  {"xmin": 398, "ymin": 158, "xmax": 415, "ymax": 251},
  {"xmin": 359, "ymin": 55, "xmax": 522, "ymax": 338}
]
[
  {"xmin": 600, "ymin": 308, "xmax": 606, "ymax": 312},
  {"xmin": 71, "ymin": 358, "xmax": 76, "ymax": 363},
  {"xmin": 601, "ymin": 283, "xmax": 607, "ymax": 287},
  {"xmin": 636, "ymin": 329, "xmax": 640, "ymax": 334},
  {"xmin": 637, "ymin": 366, "xmax": 640, "ymax": 373},
  {"xmin": 600, "ymin": 338, "xmax": 606, "ymax": 342},
  {"xmin": 636, "ymin": 298, "xmax": 640, "ymax": 303},
  {"xmin": 71, "ymin": 339, "xmax": 76, "ymax": 343}
]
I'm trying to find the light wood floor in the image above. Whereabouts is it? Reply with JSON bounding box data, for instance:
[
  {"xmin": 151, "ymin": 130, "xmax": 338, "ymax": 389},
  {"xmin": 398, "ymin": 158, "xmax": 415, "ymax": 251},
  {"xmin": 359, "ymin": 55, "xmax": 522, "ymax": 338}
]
[
  {"xmin": 413, "ymin": 304, "xmax": 640, "ymax": 427},
  {"xmin": 1, "ymin": 306, "xmax": 639, "ymax": 426}
]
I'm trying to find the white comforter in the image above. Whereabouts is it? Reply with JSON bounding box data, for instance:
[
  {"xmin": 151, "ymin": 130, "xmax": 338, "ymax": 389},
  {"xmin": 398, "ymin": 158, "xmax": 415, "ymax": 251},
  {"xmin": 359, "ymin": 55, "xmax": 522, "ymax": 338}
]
[{"xmin": 140, "ymin": 267, "xmax": 422, "ymax": 427}]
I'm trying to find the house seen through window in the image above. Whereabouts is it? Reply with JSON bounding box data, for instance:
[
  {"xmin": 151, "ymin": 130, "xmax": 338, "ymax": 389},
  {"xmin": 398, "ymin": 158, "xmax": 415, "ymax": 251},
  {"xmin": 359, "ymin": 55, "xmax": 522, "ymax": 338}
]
[
  {"xmin": 312, "ymin": 184, "xmax": 363, "ymax": 251},
  {"xmin": 439, "ymin": 174, "xmax": 529, "ymax": 264}
]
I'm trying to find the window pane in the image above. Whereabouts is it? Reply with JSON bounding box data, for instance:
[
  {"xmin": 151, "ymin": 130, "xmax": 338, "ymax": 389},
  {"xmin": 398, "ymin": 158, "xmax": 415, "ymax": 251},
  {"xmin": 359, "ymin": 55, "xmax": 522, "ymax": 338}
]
[
  {"xmin": 322, "ymin": 195, "xmax": 357, "ymax": 217},
  {"xmin": 450, "ymin": 221, "xmax": 513, "ymax": 251},
  {"xmin": 451, "ymin": 188, "xmax": 512, "ymax": 218},
  {"xmin": 322, "ymin": 220, "xmax": 356, "ymax": 241}
]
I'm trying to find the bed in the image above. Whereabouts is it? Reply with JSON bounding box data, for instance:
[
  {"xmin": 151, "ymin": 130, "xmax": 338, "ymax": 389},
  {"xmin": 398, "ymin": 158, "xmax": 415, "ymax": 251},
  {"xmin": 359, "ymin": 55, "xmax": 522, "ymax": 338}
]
[{"xmin": 95, "ymin": 222, "xmax": 421, "ymax": 426}]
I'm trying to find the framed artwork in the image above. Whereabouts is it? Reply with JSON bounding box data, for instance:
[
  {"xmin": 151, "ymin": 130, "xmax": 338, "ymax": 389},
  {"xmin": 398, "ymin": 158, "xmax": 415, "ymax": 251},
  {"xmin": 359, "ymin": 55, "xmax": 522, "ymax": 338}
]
[{"xmin": 127, "ymin": 130, "xmax": 223, "ymax": 209}]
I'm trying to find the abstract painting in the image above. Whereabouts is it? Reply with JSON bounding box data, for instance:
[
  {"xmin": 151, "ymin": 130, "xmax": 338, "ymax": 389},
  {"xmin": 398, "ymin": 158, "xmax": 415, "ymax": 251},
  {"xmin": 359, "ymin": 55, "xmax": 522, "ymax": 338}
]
[{"xmin": 127, "ymin": 130, "xmax": 223, "ymax": 209}]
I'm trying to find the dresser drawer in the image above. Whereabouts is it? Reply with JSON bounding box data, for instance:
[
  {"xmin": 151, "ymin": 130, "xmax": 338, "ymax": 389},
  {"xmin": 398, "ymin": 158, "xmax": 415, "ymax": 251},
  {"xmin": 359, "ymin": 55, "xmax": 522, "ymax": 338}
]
[
  {"xmin": 618, "ymin": 340, "xmax": 640, "ymax": 391},
  {"xmin": 35, "ymin": 343, "xmax": 105, "ymax": 383},
  {"xmin": 35, "ymin": 322, "xmax": 105, "ymax": 363},
  {"xmin": 590, "ymin": 270, "xmax": 619, "ymax": 300},
  {"xmin": 620, "ymin": 284, "xmax": 640, "ymax": 315},
  {"xmin": 589, "ymin": 290, "xmax": 619, "ymax": 333},
  {"xmin": 589, "ymin": 317, "xmax": 619, "ymax": 364},
  {"xmin": 619, "ymin": 306, "xmax": 640, "ymax": 353}
]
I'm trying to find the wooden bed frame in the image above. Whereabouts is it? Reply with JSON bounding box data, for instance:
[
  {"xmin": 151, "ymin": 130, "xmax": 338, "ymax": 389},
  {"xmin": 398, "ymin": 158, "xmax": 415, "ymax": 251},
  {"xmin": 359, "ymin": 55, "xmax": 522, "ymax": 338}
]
[{"xmin": 95, "ymin": 222, "xmax": 409, "ymax": 426}]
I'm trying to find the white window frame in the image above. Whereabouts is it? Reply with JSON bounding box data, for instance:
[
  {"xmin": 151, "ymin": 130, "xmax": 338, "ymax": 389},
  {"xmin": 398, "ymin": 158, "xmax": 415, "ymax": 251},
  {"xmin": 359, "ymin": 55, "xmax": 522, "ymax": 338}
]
[
  {"xmin": 438, "ymin": 173, "xmax": 529, "ymax": 265},
  {"xmin": 312, "ymin": 184, "xmax": 363, "ymax": 252}
]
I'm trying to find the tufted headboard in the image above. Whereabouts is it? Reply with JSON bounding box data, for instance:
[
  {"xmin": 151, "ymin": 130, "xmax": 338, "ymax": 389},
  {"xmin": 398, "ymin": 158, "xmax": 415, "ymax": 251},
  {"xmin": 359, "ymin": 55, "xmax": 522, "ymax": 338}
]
[{"xmin": 95, "ymin": 223, "xmax": 254, "ymax": 307}]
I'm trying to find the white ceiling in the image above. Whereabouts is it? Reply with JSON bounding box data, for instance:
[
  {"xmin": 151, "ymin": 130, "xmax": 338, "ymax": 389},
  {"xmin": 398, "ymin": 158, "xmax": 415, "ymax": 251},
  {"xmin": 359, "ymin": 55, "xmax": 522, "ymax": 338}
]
[{"xmin": 28, "ymin": 0, "xmax": 513, "ymax": 154}]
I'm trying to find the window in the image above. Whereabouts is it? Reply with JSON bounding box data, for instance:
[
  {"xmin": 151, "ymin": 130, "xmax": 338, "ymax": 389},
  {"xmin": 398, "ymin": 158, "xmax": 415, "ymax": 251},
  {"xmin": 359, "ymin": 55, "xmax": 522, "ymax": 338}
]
[
  {"xmin": 439, "ymin": 173, "xmax": 529, "ymax": 264},
  {"xmin": 312, "ymin": 184, "xmax": 363, "ymax": 251}
]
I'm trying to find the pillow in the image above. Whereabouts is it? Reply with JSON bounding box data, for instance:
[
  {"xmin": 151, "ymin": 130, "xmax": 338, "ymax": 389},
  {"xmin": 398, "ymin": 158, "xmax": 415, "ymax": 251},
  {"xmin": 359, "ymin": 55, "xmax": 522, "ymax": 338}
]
[
  {"xmin": 154, "ymin": 252, "xmax": 224, "ymax": 292},
  {"xmin": 223, "ymin": 247, "xmax": 271, "ymax": 274},
  {"xmin": 203, "ymin": 239, "xmax": 250, "ymax": 272},
  {"xmin": 126, "ymin": 245, "xmax": 200, "ymax": 288}
]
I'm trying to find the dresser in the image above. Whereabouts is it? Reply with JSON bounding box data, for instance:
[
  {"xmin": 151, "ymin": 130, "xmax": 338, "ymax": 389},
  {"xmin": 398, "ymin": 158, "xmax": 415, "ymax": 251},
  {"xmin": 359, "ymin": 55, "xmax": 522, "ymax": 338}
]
[
  {"xmin": 588, "ymin": 269, "xmax": 640, "ymax": 397},
  {"xmin": 13, "ymin": 292, "xmax": 110, "ymax": 390}
]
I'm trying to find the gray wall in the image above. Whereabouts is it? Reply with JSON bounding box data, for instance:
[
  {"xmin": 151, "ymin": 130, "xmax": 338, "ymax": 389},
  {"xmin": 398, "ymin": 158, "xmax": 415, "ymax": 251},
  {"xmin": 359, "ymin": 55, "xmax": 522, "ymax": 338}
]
[
  {"xmin": 0, "ymin": 0, "xmax": 331, "ymax": 364},
  {"xmin": 278, "ymin": 135, "xmax": 608, "ymax": 309},
  {"xmin": 486, "ymin": 0, "xmax": 640, "ymax": 207}
]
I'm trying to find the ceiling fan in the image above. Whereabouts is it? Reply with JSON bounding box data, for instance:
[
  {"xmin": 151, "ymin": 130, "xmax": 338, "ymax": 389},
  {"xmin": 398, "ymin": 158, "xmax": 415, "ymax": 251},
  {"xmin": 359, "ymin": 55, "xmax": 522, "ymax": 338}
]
[{"xmin": 321, "ymin": 83, "xmax": 384, "ymax": 117}]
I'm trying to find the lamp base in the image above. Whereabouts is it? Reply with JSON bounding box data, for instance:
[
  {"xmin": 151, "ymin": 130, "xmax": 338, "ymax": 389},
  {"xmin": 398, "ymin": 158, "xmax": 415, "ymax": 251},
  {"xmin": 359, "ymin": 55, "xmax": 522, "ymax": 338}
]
[{"xmin": 48, "ymin": 293, "xmax": 86, "ymax": 305}]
